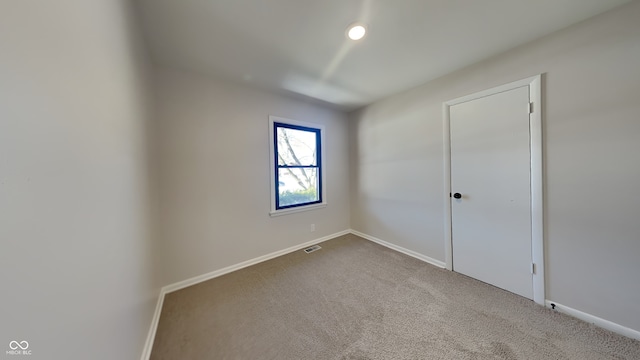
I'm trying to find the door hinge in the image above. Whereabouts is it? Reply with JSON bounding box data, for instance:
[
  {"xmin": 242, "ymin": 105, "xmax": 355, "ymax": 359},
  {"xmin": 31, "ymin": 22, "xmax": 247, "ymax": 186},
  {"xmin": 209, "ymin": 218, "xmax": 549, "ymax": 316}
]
[
  {"xmin": 531, "ymin": 263, "xmax": 536, "ymax": 274},
  {"xmin": 528, "ymin": 102, "xmax": 534, "ymax": 114}
]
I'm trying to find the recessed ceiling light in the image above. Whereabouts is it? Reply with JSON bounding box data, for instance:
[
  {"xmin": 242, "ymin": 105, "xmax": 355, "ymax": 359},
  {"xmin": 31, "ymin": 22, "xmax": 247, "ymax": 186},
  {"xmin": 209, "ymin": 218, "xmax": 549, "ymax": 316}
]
[{"xmin": 346, "ymin": 23, "xmax": 367, "ymax": 41}]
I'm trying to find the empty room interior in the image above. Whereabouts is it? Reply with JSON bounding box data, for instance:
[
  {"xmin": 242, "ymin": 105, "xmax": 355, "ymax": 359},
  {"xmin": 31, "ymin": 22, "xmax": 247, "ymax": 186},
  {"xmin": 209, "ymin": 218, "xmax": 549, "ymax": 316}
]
[{"xmin": 2, "ymin": 0, "xmax": 640, "ymax": 359}]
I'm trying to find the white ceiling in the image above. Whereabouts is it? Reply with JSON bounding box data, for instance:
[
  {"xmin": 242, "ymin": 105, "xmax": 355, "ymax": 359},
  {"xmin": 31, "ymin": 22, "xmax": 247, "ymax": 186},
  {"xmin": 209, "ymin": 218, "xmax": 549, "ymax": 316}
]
[{"xmin": 136, "ymin": 0, "xmax": 630, "ymax": 111}]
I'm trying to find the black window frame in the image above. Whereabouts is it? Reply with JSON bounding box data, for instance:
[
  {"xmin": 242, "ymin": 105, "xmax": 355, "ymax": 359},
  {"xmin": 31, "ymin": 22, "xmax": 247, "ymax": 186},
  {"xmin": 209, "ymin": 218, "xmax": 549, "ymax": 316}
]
[{"xmin": 273, "ymin": 122, "xmax": 323, "ymax": 210}]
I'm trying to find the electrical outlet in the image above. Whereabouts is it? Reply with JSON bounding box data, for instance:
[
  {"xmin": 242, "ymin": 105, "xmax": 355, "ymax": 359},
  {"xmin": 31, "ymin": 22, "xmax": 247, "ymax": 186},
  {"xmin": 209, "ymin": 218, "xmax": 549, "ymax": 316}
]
[{"xmin": 310, "ymin": 224, "xmax": 315, "ymax": 232}]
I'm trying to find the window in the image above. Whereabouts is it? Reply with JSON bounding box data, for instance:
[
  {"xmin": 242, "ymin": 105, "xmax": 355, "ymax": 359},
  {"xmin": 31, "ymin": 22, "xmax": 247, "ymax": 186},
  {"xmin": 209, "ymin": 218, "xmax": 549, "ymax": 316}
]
[{"xmin": 269, "ymin": 116, "xmax": 325, "ymax": 215}]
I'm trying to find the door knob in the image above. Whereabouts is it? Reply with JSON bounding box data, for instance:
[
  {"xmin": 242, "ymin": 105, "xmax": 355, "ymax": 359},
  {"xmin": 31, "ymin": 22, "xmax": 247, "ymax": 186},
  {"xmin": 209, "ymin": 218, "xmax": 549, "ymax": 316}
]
[{"xmin": 453, "ymin": 193, "xmax": 462, "ymax": 199}]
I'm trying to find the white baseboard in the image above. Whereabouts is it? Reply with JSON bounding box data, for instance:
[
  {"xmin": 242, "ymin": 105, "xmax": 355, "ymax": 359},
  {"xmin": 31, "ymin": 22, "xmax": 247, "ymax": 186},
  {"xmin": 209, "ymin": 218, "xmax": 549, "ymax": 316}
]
[
  {"xmin": 349, "ymin": 229, "xmax": 446, "ymax": 269},
  {"xmin": 162, "ymin": 229, "xmax": 350, "ymax": 294},
  {"xmin": 140, "ymin": 229, "xmax": 350, "ymax": 360},
  {"xmin": 545, "ymin": 300, "xmax": 640, "ymax": 341},
  {"xmin": 140, "ymin": 290, "xmax": 165, "ymax": 360}
]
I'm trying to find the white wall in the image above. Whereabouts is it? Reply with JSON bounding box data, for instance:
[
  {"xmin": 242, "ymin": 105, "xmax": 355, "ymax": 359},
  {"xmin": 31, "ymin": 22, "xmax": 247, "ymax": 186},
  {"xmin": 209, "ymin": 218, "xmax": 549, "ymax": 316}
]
[
  {"xmin": 155, "ymin": 68, "xmax": 350, "ymax": 285},
  {"xmin": 349, "ymin": 1, "xmax": 640, "ymax": 332},
  {"xmin": 0, "ymin": 1, "xmax": 160, "ymax": 359}
]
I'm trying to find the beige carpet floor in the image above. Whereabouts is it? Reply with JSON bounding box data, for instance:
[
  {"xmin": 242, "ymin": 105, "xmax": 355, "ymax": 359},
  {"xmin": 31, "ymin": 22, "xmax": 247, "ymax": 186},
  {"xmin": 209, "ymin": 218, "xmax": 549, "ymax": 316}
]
[{"xmin": 150, "ymin": 234, "xmax": 640, "ymax": 359}]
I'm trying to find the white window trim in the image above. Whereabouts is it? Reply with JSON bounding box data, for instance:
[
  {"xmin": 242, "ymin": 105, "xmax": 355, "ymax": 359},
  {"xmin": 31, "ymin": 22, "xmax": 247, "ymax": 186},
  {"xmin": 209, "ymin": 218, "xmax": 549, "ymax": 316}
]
[{"xmin": 268, "ymin": 116, "xmax": 327, "ymax": 217}]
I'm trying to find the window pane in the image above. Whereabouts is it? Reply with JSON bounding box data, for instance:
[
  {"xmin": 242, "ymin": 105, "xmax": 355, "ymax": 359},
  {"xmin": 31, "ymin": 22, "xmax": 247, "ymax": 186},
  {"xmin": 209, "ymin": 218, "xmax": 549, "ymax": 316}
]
[
  {"xmin": 278, "ymin": 167, "xmax": 319, "ymax": 207},
  {"xmin": 276, "ymin": 127, "xmax": 317, "ymax": 166}
]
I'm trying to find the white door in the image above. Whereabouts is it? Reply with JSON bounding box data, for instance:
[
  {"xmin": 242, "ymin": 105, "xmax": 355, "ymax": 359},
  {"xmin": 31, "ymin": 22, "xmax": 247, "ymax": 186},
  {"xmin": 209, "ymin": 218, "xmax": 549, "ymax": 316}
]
[{"xmin": 450, "ymin": 85, "xmax": 533, "ymax": 299}]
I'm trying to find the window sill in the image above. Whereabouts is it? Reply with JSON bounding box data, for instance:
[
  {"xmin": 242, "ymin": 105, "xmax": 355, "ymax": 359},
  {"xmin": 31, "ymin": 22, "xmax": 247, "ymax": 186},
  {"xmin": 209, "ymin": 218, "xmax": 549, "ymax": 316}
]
[{"xmin": 269, "ymin": 203, "xmax": 327, "ymax": 217}]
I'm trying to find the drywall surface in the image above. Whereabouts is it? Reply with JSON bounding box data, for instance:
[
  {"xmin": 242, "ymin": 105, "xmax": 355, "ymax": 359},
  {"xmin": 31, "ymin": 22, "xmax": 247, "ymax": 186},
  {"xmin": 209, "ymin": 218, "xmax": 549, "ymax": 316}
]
[
  {"xmin": 349, "ymin": 2, "xmax": 640, "ymax": 332},
  {"xmin": 0, "ymin": 1, "xmax": 160, "ymax": 359},
  {"xmin": 155, "ymin": 68, "xmax": 350, "ymax": 285}
]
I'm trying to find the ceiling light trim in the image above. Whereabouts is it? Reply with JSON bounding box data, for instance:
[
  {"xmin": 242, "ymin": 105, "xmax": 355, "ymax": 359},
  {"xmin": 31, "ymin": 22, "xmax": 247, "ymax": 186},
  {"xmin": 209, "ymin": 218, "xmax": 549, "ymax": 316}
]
[{"xmin": 346, "ymin": 22, "xmax": 367, "ymax": 40}]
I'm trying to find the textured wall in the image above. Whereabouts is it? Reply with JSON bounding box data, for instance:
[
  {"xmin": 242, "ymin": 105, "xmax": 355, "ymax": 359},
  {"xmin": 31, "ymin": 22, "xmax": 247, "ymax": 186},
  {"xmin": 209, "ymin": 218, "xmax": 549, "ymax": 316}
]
[
  {"xmin": 154, "ymin": 68, "xmax": 351, "ymax": 285},
  {"xmin": 349, "ymin": 1, "xmax": 640, "ymax": 332},
  {"xmin": 0, "ymin": 1, "xmax": 159, "ymax": 359}
]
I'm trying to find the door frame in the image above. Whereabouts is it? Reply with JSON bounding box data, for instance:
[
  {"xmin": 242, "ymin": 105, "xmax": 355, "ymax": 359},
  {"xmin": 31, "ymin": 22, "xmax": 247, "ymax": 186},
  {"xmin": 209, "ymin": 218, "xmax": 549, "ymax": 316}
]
[{"xmin": 442, "ymin": 75, "xmax": 544, "ymax": 305}]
